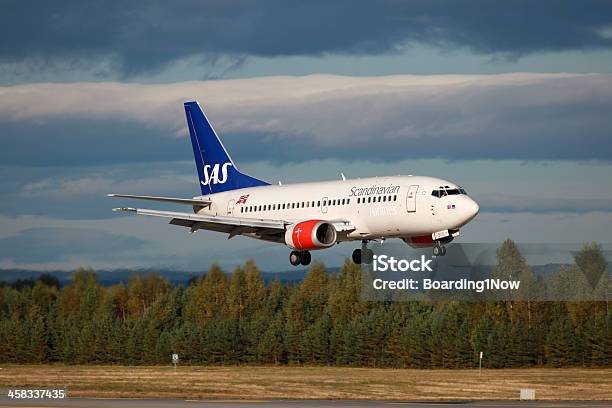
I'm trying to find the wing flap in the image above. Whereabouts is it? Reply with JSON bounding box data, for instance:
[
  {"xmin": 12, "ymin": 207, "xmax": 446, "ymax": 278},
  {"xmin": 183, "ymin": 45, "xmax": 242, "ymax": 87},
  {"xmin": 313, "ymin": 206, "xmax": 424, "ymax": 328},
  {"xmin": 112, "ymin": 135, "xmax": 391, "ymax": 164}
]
[{"xmin": 329, "ymin": 219, "xmax": 356, "ymax": 233}]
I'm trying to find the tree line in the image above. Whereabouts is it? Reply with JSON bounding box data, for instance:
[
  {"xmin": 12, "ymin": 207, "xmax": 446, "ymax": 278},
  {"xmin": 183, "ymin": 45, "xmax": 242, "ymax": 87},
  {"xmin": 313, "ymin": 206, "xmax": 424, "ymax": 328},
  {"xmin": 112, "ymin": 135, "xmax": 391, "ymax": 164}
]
[{"xmin": 0, "ymin": 240, "xmax": 609, "ymax": 367}]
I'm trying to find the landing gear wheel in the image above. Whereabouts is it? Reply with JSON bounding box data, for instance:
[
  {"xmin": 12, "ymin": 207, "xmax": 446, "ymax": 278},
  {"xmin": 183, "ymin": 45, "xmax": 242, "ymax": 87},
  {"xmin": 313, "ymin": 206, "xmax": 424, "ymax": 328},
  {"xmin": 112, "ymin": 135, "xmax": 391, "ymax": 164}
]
[
  {"xmin": 300, "ymin": 251, "xmax": 311, "ymax": 266},
  {"xmin": 289, "ymin": 251, "xmax": 301, "ymax": 266},
  {"xmin": 433, "ymin": 243, "xmax": 445, "ymax": 257},
  {"xmin": 362, "ymin": 248, "xmax": 374, "ymax": 264},
  {"xmin": 352, "ymin": 248, "xmax": 362, "ymax": 265}
]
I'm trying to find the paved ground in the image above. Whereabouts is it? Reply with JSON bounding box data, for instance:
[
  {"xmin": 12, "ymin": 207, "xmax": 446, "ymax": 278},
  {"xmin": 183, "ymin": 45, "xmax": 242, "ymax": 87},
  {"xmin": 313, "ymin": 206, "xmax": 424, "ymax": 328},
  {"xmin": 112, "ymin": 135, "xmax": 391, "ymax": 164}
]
[{"xmin": 0, "ymin": 398, "xmax": 610, "ymax": 408}]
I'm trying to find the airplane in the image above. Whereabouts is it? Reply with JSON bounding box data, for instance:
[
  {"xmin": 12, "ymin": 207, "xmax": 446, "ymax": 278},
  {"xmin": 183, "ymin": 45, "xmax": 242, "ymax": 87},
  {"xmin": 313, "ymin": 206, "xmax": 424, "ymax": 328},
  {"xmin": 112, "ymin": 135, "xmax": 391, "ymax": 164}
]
[{"xmin": 109, "ymin": 101, "xmax": 479, "ymax": 266}]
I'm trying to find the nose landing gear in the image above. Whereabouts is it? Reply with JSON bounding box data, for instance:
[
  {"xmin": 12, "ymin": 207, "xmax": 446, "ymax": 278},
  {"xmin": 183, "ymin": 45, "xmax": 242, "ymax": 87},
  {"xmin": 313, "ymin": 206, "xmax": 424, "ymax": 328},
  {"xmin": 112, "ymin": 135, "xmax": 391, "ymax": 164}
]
[
  {"xmin": 289, "ymin": 250, "xmax": 311, "ymax": 266},
  {"xmin": 432, "ymin": 242, "xmax": 447, "ymax": 257}
]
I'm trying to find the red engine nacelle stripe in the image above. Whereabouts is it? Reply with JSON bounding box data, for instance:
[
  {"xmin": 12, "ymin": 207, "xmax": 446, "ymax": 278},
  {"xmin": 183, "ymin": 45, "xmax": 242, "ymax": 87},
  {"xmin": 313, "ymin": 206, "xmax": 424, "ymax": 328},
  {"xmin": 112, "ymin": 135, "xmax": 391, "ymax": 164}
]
[{"xmin": 291, "ymin": 219, "xmax": 321, "ymax": 250}]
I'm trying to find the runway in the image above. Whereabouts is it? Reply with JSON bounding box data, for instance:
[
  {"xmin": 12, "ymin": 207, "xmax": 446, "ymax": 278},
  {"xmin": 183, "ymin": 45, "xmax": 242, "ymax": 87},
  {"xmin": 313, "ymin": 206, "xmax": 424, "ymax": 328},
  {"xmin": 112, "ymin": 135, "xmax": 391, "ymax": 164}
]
[{"xmin": 0, "ymin": 398, "xmax": 610, "ymax": 408}]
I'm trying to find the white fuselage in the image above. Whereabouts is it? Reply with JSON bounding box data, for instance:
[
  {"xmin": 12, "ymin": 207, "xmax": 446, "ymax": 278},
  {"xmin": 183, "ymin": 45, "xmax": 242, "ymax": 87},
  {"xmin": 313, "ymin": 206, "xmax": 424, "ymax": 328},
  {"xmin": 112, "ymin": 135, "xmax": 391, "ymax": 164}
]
[{"xmin": 194, "ymin": 175, "xmax": 479, "ymax": 244}]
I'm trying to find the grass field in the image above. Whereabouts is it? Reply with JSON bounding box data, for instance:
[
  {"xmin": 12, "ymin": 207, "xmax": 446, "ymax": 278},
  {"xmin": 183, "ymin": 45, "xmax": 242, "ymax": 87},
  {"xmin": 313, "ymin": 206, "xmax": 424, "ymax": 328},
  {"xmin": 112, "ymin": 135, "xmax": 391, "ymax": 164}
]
[{"xmin": 0, "ymin": 366, "xmax": 610, "ymax": 400}]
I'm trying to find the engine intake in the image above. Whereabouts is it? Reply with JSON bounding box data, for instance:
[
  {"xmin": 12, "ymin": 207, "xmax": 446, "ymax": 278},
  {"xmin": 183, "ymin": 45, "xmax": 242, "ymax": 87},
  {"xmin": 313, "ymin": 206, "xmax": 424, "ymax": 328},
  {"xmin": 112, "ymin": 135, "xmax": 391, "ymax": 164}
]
[{"xmin": 285, "ymin": 220, "xmax": 337, "ymax": 250}]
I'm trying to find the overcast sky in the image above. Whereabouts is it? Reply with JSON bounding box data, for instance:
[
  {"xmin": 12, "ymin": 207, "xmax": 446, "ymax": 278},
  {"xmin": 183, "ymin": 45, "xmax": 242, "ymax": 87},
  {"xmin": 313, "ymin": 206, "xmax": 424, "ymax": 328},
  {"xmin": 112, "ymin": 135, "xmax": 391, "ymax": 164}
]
[{"xmin": 1, "ymin": 1, "xmax": 611, "ymax": 272}]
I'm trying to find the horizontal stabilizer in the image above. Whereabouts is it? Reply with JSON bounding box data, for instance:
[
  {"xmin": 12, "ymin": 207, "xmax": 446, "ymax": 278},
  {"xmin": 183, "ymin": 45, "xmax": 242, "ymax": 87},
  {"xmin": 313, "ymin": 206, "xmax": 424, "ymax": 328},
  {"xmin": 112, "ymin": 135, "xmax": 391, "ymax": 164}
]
[{"xmin": 108, "ymin": 194, "xmax": 211, "ymax": 208}]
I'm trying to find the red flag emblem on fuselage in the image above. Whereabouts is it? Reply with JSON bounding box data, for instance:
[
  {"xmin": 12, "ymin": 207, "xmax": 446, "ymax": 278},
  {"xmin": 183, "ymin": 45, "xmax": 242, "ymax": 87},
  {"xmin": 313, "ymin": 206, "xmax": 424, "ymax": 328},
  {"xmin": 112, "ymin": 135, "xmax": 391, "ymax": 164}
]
[{"xmin": 236, "ymin": 194, "xmax": 250, "ymax": 204}]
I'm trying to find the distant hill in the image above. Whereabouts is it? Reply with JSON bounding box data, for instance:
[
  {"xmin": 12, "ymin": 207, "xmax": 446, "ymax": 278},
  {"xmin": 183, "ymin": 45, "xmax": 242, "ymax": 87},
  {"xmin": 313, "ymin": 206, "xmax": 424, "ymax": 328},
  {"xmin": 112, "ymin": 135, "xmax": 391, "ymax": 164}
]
[
  {"xmin": 0, "ymin": 267, "xmax": 340, "ymax": 287},
  {"xmin": 2, "ymin": 262, "xmax": 609, "ymax": 288}
]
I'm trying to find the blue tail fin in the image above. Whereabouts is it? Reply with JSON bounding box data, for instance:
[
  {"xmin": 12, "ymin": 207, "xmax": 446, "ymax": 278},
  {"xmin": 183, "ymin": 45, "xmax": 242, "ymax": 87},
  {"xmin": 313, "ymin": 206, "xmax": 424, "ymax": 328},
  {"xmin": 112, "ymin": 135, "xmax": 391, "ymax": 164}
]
[{"xmin": 184, "ymin": 101, "xmax": 270, "ymax": 195}]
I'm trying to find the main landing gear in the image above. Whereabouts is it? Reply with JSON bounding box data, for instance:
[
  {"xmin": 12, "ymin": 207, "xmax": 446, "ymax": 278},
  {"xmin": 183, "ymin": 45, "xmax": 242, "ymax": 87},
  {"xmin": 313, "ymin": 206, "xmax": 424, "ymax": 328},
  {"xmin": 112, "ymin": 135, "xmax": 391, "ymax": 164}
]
[
  {"xmin": 352, "ymin": 240, "xmax": 373, "ymax": 265},
  {"xmin": 432, "ymin": 242, "xmax": 447, "ymax": 257},
  {"xmin": 289, "ymin": 250, "xmax": 311, "ymax": 266}
]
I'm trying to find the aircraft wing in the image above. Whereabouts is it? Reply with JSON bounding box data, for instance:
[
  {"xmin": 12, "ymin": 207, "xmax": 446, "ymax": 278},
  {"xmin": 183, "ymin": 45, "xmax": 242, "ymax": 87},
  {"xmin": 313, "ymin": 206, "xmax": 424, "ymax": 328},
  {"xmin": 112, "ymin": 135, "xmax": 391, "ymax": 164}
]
[
  {"xmin": 112, "ymin": 207, "xmax": 288, "ymax": 238},
  {"xmin": 112, "ymin": 207, "xmax": 355, "ymax": 240}
]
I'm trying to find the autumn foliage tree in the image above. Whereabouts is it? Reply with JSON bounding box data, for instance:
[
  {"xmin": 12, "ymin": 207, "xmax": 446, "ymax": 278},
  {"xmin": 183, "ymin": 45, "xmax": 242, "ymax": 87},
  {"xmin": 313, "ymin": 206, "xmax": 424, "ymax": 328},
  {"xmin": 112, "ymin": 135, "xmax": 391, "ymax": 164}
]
[{"xmin": 0, "ymin": 243, "xmax": 610, "ymax": 367}]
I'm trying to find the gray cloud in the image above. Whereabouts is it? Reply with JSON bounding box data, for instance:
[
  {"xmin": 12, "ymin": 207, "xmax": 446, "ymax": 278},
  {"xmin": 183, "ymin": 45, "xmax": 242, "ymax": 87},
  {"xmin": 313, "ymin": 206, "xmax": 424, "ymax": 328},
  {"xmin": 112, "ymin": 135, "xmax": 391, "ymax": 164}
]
[
  {"xmin": 1, "ymin": 74, "xmax": 611, "ymax": 166},
  {"xmin": 2, "ymin": 1, "xmax": 612, "ymax": 77},
  {"xmin": 0, "ymin": 162, "xmax": 197, "ymax": 220},
  {"xmin": 1, "ymin": 158, "xmax": 611, "ymax": 223},
  {"xmin": 0, "ymin": 227, "xmax": 149, "ymax": 263},
  {"xmin": 0, "ymin": 74, "xmax": 610, "ymax": 272},
  {"xmin": 0, "ymin": 119, "xmax": 186, "ymax": 167},
  {"xmin": 477, "ymin": 195, "xmax": 612, "ymax": 213}
]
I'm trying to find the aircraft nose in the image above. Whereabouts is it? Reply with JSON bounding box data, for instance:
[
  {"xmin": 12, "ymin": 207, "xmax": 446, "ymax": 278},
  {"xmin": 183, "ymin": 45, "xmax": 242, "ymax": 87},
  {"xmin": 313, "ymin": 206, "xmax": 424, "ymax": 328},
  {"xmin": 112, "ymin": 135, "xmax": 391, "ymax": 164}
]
[{"xmin": 465, "ymin": 197, "xmax": 479, "ymax": 221}]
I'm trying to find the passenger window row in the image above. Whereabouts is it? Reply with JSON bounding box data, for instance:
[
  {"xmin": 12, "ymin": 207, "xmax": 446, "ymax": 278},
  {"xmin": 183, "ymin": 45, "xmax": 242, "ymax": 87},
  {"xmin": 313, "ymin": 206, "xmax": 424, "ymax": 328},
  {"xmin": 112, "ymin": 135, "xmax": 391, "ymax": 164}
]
[
  {"xmin": 240, "ymin": 198, "xmax": 351, "ymax": 213},
  {"xmin": 356, "ymin": 195, "xmax": 397, "ymax": 204}
]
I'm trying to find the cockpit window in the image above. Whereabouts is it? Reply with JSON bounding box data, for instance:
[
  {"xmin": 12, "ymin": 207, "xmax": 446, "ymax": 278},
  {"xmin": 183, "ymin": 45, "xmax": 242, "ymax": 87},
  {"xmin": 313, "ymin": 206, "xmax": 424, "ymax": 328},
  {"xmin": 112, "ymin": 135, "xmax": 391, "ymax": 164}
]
[{"xmin": 432, "ymin": 187, "xmax": 467, "ymax": 198}]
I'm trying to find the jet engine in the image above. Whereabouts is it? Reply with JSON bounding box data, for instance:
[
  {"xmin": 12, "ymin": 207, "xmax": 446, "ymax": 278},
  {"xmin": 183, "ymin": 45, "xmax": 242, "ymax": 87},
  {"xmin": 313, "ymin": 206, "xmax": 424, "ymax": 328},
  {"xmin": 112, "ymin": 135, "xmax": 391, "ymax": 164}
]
[{"xmin": 285, "ymin": 220, "xmax": 337, "ymax": 250}]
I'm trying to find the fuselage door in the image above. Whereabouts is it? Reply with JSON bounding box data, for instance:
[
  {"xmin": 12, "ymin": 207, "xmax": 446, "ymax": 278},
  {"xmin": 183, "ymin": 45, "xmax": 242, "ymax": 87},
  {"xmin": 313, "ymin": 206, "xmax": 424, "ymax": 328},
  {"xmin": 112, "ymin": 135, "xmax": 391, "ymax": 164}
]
[
  {"xmin": 406, "ymin": 185, "xmax": 419, "ymax": 212},
  {"xmin": 227, "ymin": 199, "xmax": 235, "ymax": 216},
  {"xmin": 321, "ymin": 196, "xmax": 328, "ymax": 214}
]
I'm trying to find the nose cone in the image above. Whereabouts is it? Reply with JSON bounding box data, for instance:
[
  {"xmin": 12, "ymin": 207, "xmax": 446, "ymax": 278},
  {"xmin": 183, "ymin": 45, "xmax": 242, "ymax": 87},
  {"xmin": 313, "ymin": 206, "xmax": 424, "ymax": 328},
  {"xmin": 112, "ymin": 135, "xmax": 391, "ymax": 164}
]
[{"xmin": 465, "ymin": 197, "xmax": 479, "ymax": 222}]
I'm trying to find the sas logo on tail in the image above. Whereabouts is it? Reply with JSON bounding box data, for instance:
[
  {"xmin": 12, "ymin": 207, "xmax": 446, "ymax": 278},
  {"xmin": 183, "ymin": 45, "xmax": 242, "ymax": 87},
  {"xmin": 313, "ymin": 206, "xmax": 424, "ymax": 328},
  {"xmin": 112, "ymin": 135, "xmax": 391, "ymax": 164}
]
[{"xmin": 201, "ymin": 163, "xmax": 232, "ymax": 186}]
